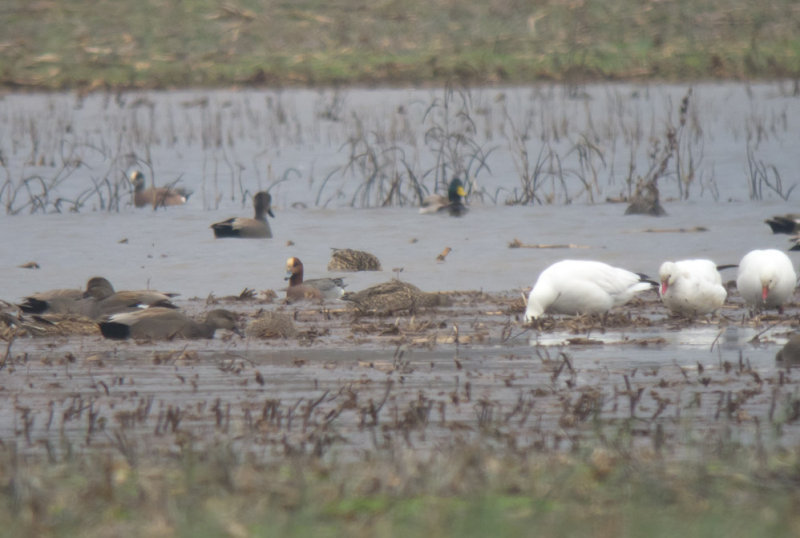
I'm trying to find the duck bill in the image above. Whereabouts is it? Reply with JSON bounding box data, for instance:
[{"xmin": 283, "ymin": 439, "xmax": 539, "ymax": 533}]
[
  {"xmin": 660, "ymin": 281, "xmax": 668, "ymax": 296},
  {"xmin": 456, "ymin": 186, "xmax": 466, "ymax": 197},
  {"xmin": 762, "ymin": 285, "xmax": 769, "ymax": 301}
]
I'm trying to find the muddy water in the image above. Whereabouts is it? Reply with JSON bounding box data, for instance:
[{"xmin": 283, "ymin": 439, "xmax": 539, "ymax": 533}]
[
  {"xmin": 2, "ymin": 292, "xmax": 799, "ymax": 460},
  {"xmin": 2, "ymin": 83, "xmax": 800, "ymax": 459}
]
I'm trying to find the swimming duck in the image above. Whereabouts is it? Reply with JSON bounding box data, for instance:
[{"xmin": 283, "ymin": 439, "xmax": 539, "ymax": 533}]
[
  {"xmin": 99, "ymin": 308, "xmax": 240, "ymax": 339},
  {"xmin": 419, "ymin": 177, "xmax": 467, "ymax": 217},
  {"xmin": 341, "ymin": 279, "xmax": 449, "ymax": 315},
  {"xmin": 624, "ymin": 179, "xmax": 666, "ymax": 216},
  {"xmin": 765, "ymin": 214, "xmax": 800, "ymax": 235},
  {"xmin": 736, "ymin": 249, "xmax": 796, "ymax": 312},
  {"xmin": 130, "ymin": 170, "xmax": 191, "ymax": 208},
  {"xmin": 285, "ymin": 257, "xmax": 345, "ymax": 302},
  {"xmin": 211, "ymin": 191, "xmax": 275, "ymax": 238},
  {"xmin": 658, "ymin": 259, "xmax": 727, "ymax": 317},
  {"xmin": 524, "ymin": 260, "xmax": 656, "ymax": 322},
  {"xmin": 327, "ymin": 248, "xmax": 382, "ymax": 272}
]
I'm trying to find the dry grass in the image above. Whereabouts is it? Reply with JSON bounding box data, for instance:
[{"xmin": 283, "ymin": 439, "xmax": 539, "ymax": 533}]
[{"xmin": 2, "ymin": 0, "xmax": 800, "ymax": 90}]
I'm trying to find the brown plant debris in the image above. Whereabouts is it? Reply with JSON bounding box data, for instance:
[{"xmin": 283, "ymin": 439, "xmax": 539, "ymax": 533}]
[
  {"xmin": 508, "ymin": 238, "xmax": 589, "ymax": 249},
  {"xmin": 641, "ymin": 227, "xmax": 708, "ymax": 233}
]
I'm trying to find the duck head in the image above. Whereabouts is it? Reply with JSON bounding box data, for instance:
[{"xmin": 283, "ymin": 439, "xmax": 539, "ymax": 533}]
[
  {"xmin": 129, "ymin": 170, "xmax": 145, "ymax": 191},
  {"xmin": 448, "ymin": 177, "xmax": 466, "ymax": 203},
  {"xmin": 254, "ymin": 191, "xmax": 275, "ymax": 218},
  {"xmin": 285, "ymin": 256, "xmax": 304, "ymax": 285}
]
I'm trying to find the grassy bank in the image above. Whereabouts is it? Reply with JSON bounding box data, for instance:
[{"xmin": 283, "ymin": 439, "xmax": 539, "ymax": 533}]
[
  {"xmin": 2, "ymin": 0, "xmax": 800, "ymax": 90},
  {"xmin": 3, "ymin": 442, "xmax": 800, "ymax": 537}
]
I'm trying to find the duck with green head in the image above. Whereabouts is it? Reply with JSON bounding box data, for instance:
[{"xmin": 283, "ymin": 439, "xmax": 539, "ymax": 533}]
[{"xmin": 419, "ymin": 177, "xmax": 467, "ymax": 217}]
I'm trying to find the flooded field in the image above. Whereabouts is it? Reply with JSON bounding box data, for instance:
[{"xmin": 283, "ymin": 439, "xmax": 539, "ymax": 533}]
[
  {"xmin": 2, "ymin": 288, "xmax": 800, "ymax": 463},
  {"xmin": 2, "ymin": 83, "xmax": 800, "ymax": 464}
]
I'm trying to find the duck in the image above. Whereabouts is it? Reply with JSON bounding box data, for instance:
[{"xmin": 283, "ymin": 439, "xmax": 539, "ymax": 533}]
[
  {"xmin": 736, "ymin": 249, "xmax": 797, "ymax": 312},
  {"xmin": 17, "ymin": 277, "xmax": 107, "ymax": 317},
  {"xmin": 18, "ymin": 277, "xmax": 178, "ymax": 319},
  {"xmin": 17, "ymin": 286, "xmax": 93, "ymax": 317},
  {"xmin": 658, "ymin": 259, "xmax": 727, "ymax": 317},
  {"xmin": 624, "ymin": 179, "xmax": 666, "ymax": 216},
  {"xmin": 98, "ymin": 308, "xmax": 240, "ymax": 340},
  {"xmin": 776, "ymin": 334, "xmax": 800, "ymax": 363},
  {"xmin": 524, "ymin": 260, "xmax": 656, "ymax": 322},
  {"xmin": 211, "ymin": 191, "xmax": 275, "ymax": 239},
  {"xmin": 285, "ymin": 257, "xmax": 345, "ymax": 302},
  {"xmin": 765, "ymin": 214, "xmax": 800, "ymax": 235},
  {"xmin": 342, "ymin": 279, "xmax": 449, "ymax": 315},
  {"xmin": 419, "ymin": 177, "xmax": 467, "ymax": 217},
  {"xmin": 130, "ymin": 170, "xmax": 191, "ymax": 208},
  {"xmin": 246, "ymin": 311, "xmax": 297, "ymax": 339},
  {"xmin": 327, "ymin": 248, "xmax": 382, "ymax": 272},
  {"xmin": 82, "ymin": 276, "xmax": 179, "ymax": 317}
]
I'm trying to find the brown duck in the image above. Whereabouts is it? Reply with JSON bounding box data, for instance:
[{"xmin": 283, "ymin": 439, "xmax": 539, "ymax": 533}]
[
  {"xmin": 776, "ymin": 334, "xmax": 800, "ymax": 363},
  {"xmin": 246, "ymin": 311, "xmax": 297, "ymax": 339},
  {"xmin": 211, "ymin": 191, "xmax": 275, "ymax": 238},
  {"xmin": 130, "ymin": 170, "xmax": 191, "ymax": 208},
  {"xmin": 327, "ymin": 248, "xmax": 382, "ymax": 272},
  {"xmin": 285, "ymin": 257, "xmax": 345, "ymax": 302},
  {"xmin": 342, "ymin": 279, "xmax": 449, "ymax": 315}
]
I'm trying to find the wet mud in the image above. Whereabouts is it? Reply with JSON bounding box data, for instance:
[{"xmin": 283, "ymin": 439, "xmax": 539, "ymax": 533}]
[{"xmin": 2, "ymin": 287, "xmax": 799, "ymax": 462}]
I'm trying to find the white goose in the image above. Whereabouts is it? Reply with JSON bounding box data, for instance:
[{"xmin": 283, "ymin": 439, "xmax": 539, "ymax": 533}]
[
  {"xmin": 658, "ymin": 259, "xmax": 727, "ymax": 316},
  {"xmin": 736, "ymin": 249, "xmax": 797, "ymax": 312},
  {"xmin": 524, "ymin": 260, "xmax": 655, "ymax": 322}
]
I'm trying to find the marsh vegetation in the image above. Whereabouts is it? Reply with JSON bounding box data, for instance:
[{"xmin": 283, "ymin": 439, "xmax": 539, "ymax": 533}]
[{"xmin": 0, "ymin": 83, "xmax": 796, "ymax": 215}]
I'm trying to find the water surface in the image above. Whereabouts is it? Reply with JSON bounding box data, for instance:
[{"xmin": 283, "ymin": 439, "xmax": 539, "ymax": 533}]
[{"xmin": 2, "ymin": 83, "xmax": 797, "ymax": 300}]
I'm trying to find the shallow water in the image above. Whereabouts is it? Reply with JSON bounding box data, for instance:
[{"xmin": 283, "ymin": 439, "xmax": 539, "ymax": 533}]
[
  {"xmin": 1, "ymin": 82, "xmax": 799, "ymax": 300},
  {"xmin": 2, "ymin": 83, "xmax": 800, "ymax": 459},
  {"xmin": 1, "ymin": 200, "xmax": 798, "ymax": 301}
]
